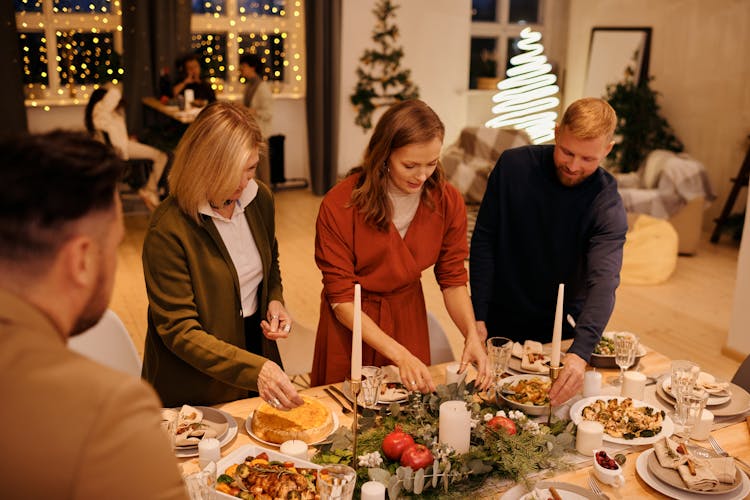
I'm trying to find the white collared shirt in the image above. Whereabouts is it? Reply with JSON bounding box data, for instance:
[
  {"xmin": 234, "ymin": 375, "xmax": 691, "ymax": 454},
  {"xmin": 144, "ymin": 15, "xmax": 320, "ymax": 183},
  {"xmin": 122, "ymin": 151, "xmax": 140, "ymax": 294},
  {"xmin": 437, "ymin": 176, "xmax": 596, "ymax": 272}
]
[{"xmin": 199, "ymin": 180, "xmax": 263, "ymax": 317}]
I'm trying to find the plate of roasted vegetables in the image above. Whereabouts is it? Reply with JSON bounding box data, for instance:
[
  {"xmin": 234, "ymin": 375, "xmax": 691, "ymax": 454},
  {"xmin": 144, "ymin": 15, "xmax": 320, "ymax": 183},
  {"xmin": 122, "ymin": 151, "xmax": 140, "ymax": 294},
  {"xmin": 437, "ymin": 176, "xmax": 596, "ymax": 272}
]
[
  {"xmin": 214, "ymin": 444, "xmax": 321, "ymax": 499},
  {"xmin": 570, "ymin": 396, "xmax": 674, "ymax": 445}
]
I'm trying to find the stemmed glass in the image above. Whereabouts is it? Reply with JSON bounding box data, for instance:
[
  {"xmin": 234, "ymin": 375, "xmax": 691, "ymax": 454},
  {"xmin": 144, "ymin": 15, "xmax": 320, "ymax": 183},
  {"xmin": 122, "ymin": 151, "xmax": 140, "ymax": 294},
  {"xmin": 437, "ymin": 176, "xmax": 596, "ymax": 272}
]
[
  {"xmin": 360, "ymin": 366, "xmax": 384, "ymax": 409},
  {"xmin": 612, "ymin": 332, "xmax": 639, "ymax": 386},
  {"xmin": 670, "ymin": 360, "xmax": 700, "ymax": 401},
  {"xmin": 674, "ymin": 387, "xmax": 709, "ymax": 456},
  {"xmin": 486, "ymin": 337, "xmax": 513, "ymax": 393}
]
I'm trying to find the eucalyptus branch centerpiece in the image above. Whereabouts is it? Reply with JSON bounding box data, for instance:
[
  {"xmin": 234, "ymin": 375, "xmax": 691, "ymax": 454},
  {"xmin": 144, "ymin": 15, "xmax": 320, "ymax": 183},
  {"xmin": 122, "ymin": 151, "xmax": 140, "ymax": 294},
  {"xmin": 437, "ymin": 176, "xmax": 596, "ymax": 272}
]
[{"xmin": 313, "ymin": 380, "xmax": 575, "ymax": 498}]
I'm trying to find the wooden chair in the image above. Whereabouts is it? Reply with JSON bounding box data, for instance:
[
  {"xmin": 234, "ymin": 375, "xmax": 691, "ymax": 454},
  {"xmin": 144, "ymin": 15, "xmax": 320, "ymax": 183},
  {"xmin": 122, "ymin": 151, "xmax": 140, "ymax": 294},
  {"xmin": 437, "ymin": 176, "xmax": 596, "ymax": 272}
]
[{"xmin": 731, "ymin": 354, "xmax": 750, "ymax": 392}]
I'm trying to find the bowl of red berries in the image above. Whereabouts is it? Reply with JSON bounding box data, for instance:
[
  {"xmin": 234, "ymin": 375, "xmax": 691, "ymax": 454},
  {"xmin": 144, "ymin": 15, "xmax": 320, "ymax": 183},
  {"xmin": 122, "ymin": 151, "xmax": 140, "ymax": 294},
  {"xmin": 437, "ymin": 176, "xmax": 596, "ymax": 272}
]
[{"xmin": 593, "ymin": 449, "xmax": 625, "ymax": 487}]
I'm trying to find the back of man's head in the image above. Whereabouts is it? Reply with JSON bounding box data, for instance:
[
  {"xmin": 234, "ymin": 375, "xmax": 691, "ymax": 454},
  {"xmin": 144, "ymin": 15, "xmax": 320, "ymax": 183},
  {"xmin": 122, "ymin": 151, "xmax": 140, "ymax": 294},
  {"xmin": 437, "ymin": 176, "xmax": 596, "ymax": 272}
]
[
  {"xmin": 0, "ymin": 131, "xmax": 123, "ymax": 277},
  {"xmin": 559, "ymin": 97, "xmax": 617, "ymax": 142}
]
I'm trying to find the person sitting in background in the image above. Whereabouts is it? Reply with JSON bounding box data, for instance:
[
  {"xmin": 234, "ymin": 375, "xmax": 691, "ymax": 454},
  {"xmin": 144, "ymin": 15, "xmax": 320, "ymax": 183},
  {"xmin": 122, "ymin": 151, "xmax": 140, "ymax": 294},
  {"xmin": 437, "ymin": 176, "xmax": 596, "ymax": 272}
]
[
  {"xmin": 85, "ymin": 85, "xmax": 168, "ymax": 210},
  {"xmin": 172, "ymin": 53, "xmax": 217, "ymax": 104},
  {"xmin": 239, "ymin": 53, "xmax": 273, "ymax": 184},
  {"xmin": 311, "ymin": 99, "xmax": 491, "ymax": 392},
  {"xmin": 0, "ymin": 131, "xmax": 186, "ymax": 499},
  {"xmin": 141, "ymin": 101, "xmax": 302, "ymax": 410}
]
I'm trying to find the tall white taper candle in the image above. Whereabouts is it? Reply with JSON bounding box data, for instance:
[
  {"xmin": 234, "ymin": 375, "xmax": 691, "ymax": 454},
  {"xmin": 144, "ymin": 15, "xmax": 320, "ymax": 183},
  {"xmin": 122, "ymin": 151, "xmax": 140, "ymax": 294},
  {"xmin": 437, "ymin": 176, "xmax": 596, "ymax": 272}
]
[
  {"xmin": 352, "ymin": 282, "xmax": 362, "ymax": 381},
  {"xmin": 550, "ymin": 283, "xmax": 564, "ymax": 367}
]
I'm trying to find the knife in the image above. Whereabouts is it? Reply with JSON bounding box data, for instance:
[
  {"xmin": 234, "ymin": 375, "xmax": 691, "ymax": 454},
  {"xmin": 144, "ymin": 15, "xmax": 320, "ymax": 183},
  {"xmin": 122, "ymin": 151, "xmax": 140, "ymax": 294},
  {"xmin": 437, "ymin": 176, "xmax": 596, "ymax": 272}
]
[{"xmin": 329, "ymin": 385, "xmax": 356, "ymax": 410}]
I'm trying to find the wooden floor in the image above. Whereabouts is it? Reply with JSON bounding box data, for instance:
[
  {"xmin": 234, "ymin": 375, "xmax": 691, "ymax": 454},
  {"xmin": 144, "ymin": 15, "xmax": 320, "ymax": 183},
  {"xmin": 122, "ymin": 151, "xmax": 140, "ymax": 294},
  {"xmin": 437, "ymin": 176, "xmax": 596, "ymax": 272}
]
[{"xmin": 112, "ymin": 189, "xmax": 742, "ymax": 382}]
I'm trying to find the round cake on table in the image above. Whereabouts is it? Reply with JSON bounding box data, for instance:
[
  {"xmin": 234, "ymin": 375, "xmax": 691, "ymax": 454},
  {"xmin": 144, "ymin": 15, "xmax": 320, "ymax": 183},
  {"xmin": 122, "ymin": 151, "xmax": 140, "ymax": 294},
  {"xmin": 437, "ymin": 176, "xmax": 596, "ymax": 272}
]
[{"xmin": 251, "ymin": 396, "xmax": 334, "ymax": 444}]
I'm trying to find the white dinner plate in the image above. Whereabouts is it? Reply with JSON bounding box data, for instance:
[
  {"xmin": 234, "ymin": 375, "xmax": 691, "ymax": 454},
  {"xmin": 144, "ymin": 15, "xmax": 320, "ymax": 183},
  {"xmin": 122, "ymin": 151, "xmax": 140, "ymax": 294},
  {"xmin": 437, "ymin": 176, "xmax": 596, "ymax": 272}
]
[
  {"xmin": 174, "ymin": 408, "xmax": 238, "ymax": 458},
  {"xmin": 500, "ymin": 480, "xmax": 600, "ymax": 500},
  {"xmin": 662, "ymin": 376, "xmax": 732, "ymax": 406},
  {"xmin": 244, "ymin": 410, "xmax": 339, "ymax": 447},
  {"xmin": 497, "ymin": 374, "xmax": 551, "ymax": 416},
  {"xmin": 636, "ymin": 449, "xmax": 750, "ymax": 500},
  {"xmin": 214, "ymin": 444, "xmax": 321, "ymax": 500},
  {"xmin": 569, "ymin": 396, "xmax": 674, "ymax": 445}
]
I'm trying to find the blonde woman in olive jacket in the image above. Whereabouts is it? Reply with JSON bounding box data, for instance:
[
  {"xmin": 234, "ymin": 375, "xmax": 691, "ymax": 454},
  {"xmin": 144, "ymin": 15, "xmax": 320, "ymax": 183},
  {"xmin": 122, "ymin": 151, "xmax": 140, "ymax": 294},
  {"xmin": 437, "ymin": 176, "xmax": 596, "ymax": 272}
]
[{"xmin": 142, "ymin": 102, "xmax": 303, "ymax": 409}]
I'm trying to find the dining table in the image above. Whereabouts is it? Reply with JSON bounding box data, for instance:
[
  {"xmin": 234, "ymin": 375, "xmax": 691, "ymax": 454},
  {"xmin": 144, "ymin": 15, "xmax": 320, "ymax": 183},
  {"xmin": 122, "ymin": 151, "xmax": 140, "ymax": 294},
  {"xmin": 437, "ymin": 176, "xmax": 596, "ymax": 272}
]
[
  {"xmin": 142, "ymin": 96, "xmax": 202, "ymax": 124},
  {"xmin": 177, "ymin": 345, "xmax": 750, "ymax": 499}
]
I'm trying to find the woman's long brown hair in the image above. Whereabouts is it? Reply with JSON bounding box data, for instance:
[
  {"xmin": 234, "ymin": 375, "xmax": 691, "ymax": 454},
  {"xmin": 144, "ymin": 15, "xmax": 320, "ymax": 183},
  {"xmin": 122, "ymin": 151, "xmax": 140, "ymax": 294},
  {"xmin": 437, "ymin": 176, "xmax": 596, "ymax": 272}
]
[{"xmin": 349, "ymin": 99, "xmax": 445, "ymax": 231}]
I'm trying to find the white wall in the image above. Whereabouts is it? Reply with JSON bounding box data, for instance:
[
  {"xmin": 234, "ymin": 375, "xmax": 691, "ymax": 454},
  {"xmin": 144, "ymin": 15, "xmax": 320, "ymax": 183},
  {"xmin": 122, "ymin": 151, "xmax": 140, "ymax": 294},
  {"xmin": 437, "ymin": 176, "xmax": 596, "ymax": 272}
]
[
  {"xmin": 338, "ymin": 0, "xmax": 471, "ymax": 175},
  {"xmin": 26, "ymin": 96, "xmax": 309, "ymax": 182},
  {"xmin": 727, "ymin": 194, "xmax": 750, "ymax": 357},
  {"xmin": 564, "ymin": 0, "xmax": 750, "ymax": 226}
]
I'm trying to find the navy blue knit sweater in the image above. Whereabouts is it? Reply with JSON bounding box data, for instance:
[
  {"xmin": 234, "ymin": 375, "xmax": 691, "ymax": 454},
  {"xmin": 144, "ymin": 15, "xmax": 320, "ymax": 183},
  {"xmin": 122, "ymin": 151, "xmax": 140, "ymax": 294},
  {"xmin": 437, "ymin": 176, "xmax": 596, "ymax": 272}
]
[{"xmin": 469, "ymin": 145, "xmax": 627, "ymax": 362}]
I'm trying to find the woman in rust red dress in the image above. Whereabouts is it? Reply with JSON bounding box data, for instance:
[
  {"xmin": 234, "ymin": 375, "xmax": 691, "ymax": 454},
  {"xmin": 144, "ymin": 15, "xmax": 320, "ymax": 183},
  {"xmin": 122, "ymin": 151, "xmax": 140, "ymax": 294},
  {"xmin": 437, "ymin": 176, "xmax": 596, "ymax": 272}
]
[{"xmin": 311, "ymin": 99, "xmax": 490, "ymax": 392}]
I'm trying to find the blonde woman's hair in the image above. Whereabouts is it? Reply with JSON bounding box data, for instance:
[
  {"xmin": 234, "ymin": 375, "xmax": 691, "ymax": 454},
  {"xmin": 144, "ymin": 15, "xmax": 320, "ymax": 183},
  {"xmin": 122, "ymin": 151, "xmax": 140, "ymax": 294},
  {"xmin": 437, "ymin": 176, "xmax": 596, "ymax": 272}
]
[
  {"xmin": 349, "ymin": 99, "xmax": 446, "ymax": 231},
  {"xmin": 559, "ymin": 97, "xmax": 617, "ymax": 142},
  {"xmin": 168, "ymin": 101, "xmax": 266, "ymax": 222}
]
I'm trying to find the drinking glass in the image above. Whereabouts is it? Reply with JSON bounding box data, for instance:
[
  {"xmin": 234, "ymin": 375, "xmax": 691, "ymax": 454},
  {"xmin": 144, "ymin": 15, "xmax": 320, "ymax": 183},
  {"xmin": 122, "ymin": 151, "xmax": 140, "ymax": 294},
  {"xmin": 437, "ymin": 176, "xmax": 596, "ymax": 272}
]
[
  {"xmin": 670, "ymin": 360, "xmax": 700, "ymax": 400},
  {"xmin": 317, "ymin": 464, "xmax": 357, "ymax": 500},
  {"xmin": 184, "ymin": 462, "xmax": 216, "ymax": 500},
  {"xmin": 613, "ymin": 333, "xmax": 639, "ymax": 386},
  {"xmin": 674, "ymin": 387, "xmax": 708, "ymax": 451},
  {"xmin": 486, "ymin": 337, "xmax": 513, "ymax": 388},
  {"xmin": 360, "ymin": 366, "xmax": 384, "ymax": 409}
]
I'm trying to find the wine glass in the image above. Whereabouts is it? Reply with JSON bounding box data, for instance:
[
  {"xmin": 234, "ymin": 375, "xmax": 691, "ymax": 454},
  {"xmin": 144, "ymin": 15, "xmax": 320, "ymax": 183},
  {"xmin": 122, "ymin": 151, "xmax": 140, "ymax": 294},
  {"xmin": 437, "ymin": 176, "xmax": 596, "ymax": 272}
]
[
  {"xmin": 670, "ymin": 360, "xmax": 700, "ymax": 400},
  {"xmin": 612, "ymin": 332, "xmax": 638, "ymax": 386},
  {"xmin": 360, "ymin": 366, "xmax": 384, "ymax": 409},
  {"xmin": 674, "ymin": 387, "xmax": 709, "ymax": 456},
  {"xmin": 486, "ymin": 337, "xmax": 513, "ymax": 390}
]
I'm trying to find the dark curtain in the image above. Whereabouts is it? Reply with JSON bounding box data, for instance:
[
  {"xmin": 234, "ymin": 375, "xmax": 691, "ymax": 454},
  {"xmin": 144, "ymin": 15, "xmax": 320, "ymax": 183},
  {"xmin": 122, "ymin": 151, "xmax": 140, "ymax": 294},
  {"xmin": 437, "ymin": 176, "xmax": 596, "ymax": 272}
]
[
  {"xmin": 122, "ymin": 0, "xmax": 191, "ymax": 136},
  {"xmin": 0, "ymin": 3, "xmax": 28, "ymax": 136},
  {"xmin": 305, "ymin": 0, "xmax": 341, "ymax": 195}
]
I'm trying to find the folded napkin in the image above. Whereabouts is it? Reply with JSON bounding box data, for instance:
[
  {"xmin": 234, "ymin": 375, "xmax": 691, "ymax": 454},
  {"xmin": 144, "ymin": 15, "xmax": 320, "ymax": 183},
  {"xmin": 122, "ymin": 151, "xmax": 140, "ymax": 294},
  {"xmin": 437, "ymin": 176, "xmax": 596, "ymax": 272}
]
[
  {"xmin": 511, "ymin": 342, "xmax": 524, "ymax": 359},
  {"xmin": 654, "ymin": 437, "xmax": 688, "ymax": 469},
  {"xmin": 707, "ymin": 457, "xmax": 737, "ymax": 484},
  {"xmin": 678, "ymin": 458, "xmax": 719, "ymax": 491},
  {"xmin": 173, "ymin": 404, "xmax": 217, "ymax": 447},
  {"xmin": 701, "ymin": 381, "xmax": 731, "ymax": 395}
]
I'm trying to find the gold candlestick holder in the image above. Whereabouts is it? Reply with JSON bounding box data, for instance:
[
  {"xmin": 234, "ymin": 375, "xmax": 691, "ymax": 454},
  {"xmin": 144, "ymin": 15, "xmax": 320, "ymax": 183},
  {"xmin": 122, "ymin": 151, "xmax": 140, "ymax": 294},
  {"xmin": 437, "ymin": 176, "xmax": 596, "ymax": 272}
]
[
  {"xmin": 545, "ymin": 362, "xmax": 563, "ymax": 426},
  {"xmin": 348, "ymin": 378, "xmax": 362, "ymax": 459}
]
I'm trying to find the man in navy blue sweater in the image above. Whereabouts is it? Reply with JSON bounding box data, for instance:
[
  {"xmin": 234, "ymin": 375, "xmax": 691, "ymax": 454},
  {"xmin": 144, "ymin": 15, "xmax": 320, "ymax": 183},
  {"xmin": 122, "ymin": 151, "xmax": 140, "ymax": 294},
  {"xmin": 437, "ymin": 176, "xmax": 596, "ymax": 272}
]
[{"xmin": 470, "ymin": 98, "xmax": 627, "ymax": 406}]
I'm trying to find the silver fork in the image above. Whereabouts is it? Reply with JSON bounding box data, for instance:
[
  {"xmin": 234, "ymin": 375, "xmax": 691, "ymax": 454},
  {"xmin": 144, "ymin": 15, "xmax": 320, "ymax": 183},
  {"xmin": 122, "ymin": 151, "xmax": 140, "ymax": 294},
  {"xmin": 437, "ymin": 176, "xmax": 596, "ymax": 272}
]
[
  {"xmin": 587, "ymin": 474, "xmax": 610, "ymax": 500},
  {"xmin": 708, "ymin": 435, "xmax": 750, "ymax": 470}
]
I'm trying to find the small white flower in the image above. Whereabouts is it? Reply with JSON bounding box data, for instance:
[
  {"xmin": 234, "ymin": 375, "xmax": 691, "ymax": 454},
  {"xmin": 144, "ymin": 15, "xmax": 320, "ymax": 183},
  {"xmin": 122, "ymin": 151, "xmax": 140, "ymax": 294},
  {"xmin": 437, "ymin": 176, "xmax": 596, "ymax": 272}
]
[
  {"xmin": 495, "ymin": 410, "xmax": 507, "ymax": 418},
  {"xmin": 470, "ymin": 417, "xmax": 480, "ymax": 429},
  {"xmin": 483, "ymin": 413, "xmax": 493, "ymax": 422},
  {"xmin": 357, "ymin": 451, "xmax": 383, "ymax": 468}
]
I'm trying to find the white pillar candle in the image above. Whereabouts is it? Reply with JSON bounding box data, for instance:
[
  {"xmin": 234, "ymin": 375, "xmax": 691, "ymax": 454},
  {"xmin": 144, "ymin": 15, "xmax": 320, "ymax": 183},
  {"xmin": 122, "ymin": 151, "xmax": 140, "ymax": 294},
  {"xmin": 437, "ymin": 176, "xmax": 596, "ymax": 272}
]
[
  {"xmin": 583, "ymin": 370, "xmax": 602, "ymax": 398},
  {"xmin": 621, "ymin": 371, "xmax": 647, "ymax": 400},
  {"xmin": 361, "ymin": 481, "xmax": 386, "ymax": 500},
  {"xmin": 351, "ymin": 283, "xmax": 362, "ymax": 381},
  {"xmin": 197, "ymin": 437, "xmax": 221, "ymax": 469},
  {"xmin": 691, "ymin": 409, "xmax": 714, "ymax": 441},
  {"xmin": 575, "ymin": 420, "xmax": 603, "ymax": 456},
  {"xmin": 438, "ymin": 401, "xmax": 471, "ymax": 454},
  {"xmin": 550, "ymin": 283, "xmax": 564, "ymax": 367},
  {"xmin": 280, "ymin": 439, "xmax": 309, "ymax": 460},
  {"xmin": 184, "ymin": 88, "xmax": 194, "ymax": 107},
  {"xmin": 445, "ymin": 362, "xmax": 467, "ymax": 386}
]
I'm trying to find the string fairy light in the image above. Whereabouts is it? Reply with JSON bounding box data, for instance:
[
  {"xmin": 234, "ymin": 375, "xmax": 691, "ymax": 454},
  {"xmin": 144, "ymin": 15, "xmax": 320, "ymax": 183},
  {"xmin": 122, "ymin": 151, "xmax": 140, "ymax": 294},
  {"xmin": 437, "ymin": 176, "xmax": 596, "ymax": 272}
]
[{"xmin": 485, "ymin": 27, "xmax": 560, "ymax": 144}]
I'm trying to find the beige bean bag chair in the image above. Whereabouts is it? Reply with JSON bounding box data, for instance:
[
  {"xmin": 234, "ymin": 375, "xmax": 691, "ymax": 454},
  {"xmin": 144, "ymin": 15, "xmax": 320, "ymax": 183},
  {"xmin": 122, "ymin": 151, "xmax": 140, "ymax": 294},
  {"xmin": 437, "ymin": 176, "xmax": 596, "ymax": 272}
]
[{"xmin": 621, "ymin": 213, "xmax": 678, "ymax": 285}]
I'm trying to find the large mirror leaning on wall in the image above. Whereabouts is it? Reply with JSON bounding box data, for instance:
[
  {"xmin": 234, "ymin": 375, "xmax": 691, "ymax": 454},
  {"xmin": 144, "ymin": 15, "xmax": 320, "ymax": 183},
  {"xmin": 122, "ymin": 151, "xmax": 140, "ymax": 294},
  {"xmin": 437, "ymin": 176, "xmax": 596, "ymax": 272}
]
[{"xmin": 583, "ymin": 27, "xmax": 652, "ymax": 99}]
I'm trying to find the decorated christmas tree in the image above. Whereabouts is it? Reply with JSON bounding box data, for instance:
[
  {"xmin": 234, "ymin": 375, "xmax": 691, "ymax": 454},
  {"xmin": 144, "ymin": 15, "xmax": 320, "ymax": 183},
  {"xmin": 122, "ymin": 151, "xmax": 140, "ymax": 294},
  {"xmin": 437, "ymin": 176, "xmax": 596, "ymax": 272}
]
[
  {"xmin": 350, "ymin": 0, "xmax": 419, "ymax": 131},
  {"xmin": 485, "ymin": 27, "xmax": 560, "ymax": 144}
]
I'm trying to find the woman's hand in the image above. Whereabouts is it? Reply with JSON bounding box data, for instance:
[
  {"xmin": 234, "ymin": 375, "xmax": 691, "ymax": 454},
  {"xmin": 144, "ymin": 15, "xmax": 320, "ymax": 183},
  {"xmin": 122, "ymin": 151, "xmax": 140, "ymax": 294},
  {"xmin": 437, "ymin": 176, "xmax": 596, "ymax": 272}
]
[
  {"xmin": 257, "ymin": 360, "xmax": 303, "ymax": 410},
  {"xmin": 261, "ymin": 300, "xmax": 292, "ymax": 340},
  {"xmin": 459, "ymin": 331, "xmax": 492, "ymax": 391},
  {"xmin": 394, "ymin": 349, "xmax": 436, "ymax": 394}
]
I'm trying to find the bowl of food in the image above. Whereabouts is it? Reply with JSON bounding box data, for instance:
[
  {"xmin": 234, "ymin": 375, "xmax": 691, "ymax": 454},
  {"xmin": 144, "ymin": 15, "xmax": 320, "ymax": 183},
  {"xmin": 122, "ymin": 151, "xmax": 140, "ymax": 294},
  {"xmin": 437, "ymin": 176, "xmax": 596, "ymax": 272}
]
[
  {"xmin": 589, "ymin": 331, "xmax": 646, "ymax": 369},
  {"xmin": 497, "ymin": 374, "xmax": 551, "ymax": 416}
]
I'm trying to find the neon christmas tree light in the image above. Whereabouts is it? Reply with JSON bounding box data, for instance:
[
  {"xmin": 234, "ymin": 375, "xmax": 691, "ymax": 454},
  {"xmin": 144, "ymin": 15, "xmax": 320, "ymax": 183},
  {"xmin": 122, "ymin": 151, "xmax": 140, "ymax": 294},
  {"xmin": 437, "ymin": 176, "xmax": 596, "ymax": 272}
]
[{"xmin": 485, "ymin": 27, "xmax": 560, "ymax": 144}]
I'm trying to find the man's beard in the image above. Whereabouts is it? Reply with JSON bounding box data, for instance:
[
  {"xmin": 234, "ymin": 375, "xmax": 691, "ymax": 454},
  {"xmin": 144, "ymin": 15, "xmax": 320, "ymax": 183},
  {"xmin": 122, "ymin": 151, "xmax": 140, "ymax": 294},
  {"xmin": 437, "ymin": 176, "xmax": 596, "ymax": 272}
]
[{"xmin": 69, "ymin": 268, "xmax": 108, "ymax": 337}]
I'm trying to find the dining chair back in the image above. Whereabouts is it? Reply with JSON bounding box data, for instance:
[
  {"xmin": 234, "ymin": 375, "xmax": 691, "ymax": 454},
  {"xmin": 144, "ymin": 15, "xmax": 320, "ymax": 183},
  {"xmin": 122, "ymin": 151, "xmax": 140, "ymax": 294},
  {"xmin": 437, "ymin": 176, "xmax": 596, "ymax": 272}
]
[
  {"xmin": 731, "ymin": 354, "xmax": 750, "ymax": 392},
  {"xmin": 67, "ymin": 309, "xmax": 142, "ymax": 377},
  {"xmin": 428, "ymin": 311, "xmax": 455, "ymax": 364}
]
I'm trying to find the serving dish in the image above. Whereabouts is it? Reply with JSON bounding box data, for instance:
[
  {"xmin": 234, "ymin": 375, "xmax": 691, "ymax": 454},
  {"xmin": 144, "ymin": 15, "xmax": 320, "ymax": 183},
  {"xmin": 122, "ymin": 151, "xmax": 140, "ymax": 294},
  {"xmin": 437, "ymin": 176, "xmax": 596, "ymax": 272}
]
[
  {"xmin": 569, "ymin": 396, "xmax": 674, "ymax": 445},
  {"xmin": 497, "ymin": 374, "xmax": 551, "ymax": 416}
]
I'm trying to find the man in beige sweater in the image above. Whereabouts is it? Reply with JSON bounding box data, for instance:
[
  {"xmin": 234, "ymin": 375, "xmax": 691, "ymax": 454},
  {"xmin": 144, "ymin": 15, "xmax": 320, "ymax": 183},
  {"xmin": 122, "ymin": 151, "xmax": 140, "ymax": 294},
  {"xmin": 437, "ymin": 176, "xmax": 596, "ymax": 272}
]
[{"xmin": 0, "ymin": 131, "xmax": 187, "ymax": 499}]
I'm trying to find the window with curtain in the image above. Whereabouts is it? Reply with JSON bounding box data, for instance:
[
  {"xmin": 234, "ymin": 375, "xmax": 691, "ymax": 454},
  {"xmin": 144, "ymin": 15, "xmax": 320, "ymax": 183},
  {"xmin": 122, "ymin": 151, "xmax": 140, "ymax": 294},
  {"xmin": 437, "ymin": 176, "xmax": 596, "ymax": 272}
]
[
  {"xmin": 15, "ymin": 0, "xmax": 123, "ymax": 103},
  {"xmin": 190, "ymin": 0, "xmax": 305, "ymax": 96},
  {"xmin": 469, "ymin": 0, "xmax": 545, "ymax": 89}
]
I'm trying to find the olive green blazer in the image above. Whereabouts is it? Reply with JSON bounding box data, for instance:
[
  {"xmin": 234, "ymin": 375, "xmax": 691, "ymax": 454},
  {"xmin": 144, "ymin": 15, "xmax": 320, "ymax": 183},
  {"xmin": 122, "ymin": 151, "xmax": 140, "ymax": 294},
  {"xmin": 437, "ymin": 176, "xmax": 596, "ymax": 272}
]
[{"xmin": 141, "ymin": 182, "xmax": 284, "ymax": 407}]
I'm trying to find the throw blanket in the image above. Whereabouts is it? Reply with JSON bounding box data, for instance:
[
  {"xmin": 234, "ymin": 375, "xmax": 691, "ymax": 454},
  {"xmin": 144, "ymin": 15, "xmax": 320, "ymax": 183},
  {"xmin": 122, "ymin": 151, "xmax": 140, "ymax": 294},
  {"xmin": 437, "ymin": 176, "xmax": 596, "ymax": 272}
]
[
  {"xmin": 442, "ymin": 127, "xmax": 531, "ymax": 203},
  {"xmin": 618, "ymin": 150, "xmax": 716, "ymax": 218}
]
